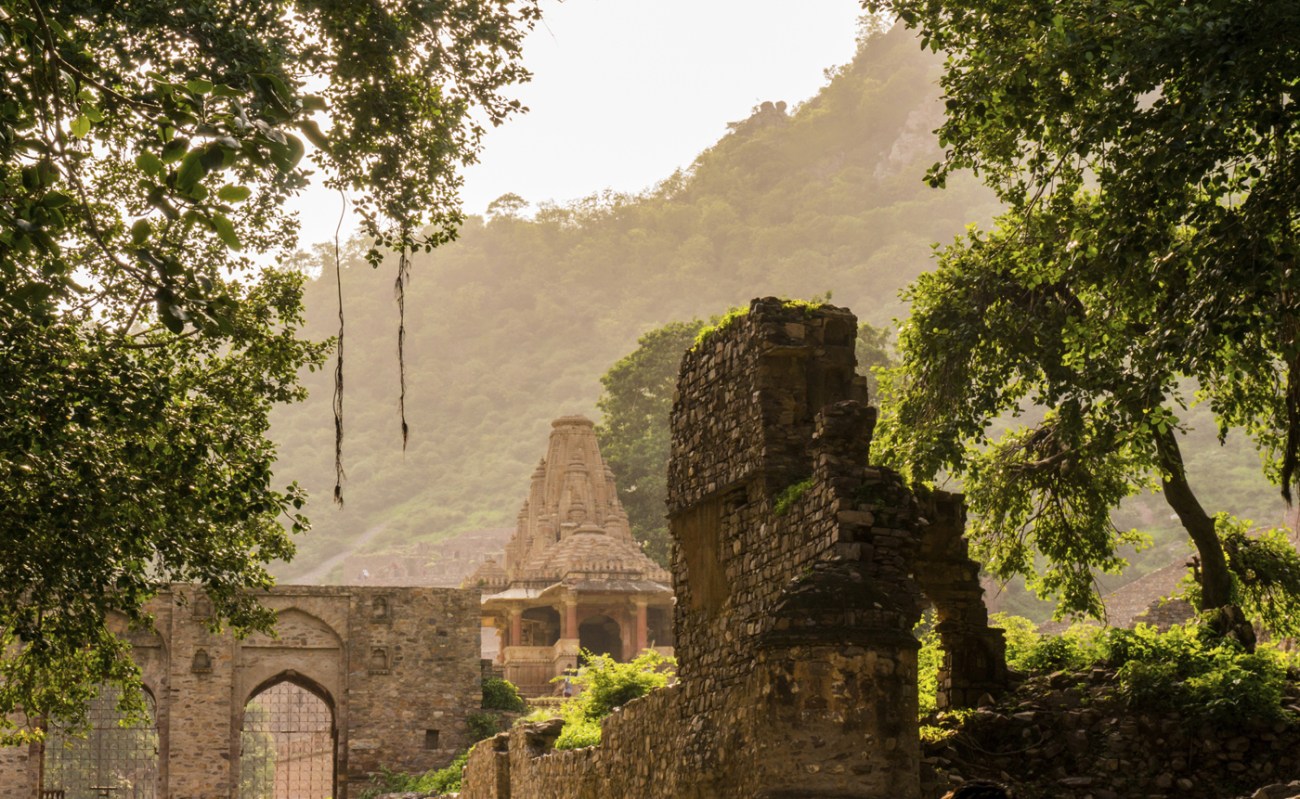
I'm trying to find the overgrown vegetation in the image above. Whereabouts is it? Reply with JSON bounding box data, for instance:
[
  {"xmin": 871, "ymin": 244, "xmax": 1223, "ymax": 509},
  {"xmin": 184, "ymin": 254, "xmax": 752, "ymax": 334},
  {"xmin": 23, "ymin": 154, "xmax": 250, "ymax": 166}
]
[
  {"xmin": 1108, "ymin": 624, "xmax": 1291, "ymax": 725},
  {"xmin": 870, "ymin": 0, "xmax": 1300, "ymax": 627},
  {"xmin": 520, "ymin": 650, "xmax": 676, "ymax": 751},
  {"xmin": 360, "ymin": 750, "xmax": 470, "ymax": 799},
  {"xmin": 482, "ymin": 676, "xmax": 528, "ymax": 712},
  {"xmin": 1214, "ymin": 515, "xmax": 1300, "ymax": 640},
  {"xmin": 0, "ymin": 0, "xmax": 541, "ymax": 739},
  {"xmin": 692, "ymin": 306, "xmax": 750, "ymax": 351},
  {"xmin": 773, "ymin": 479, "xmax": 815, "ymax": 517},
  {"xmin": 918, "ymin": 615, "xmax": 1296, "ymax": 727}
]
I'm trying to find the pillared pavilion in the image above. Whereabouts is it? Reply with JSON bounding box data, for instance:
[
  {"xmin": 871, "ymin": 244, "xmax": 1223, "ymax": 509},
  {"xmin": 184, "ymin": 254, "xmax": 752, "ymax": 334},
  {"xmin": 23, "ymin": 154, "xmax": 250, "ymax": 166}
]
[{"xmin": 465, "ymin": 416, "xmax": 674, "ymax": 696}]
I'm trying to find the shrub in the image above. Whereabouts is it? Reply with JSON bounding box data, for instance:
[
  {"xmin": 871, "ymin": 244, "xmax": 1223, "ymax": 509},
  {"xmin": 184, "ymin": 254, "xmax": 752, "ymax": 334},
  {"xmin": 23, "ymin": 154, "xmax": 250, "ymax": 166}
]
[
  {"xmin": 482, "ymin": 676, "xmax": 528, "ymax": 712},
  {"xmin": 773, "ymin": 478, "xmax": 815, "ymax": 516},
  {"xmin": 1104, "ymin": 622, "xmax": 1291, "ymax": 725},
  {"xmin": 420, "ymin": 750, "xmax": 470, "ymax": 794},
  {"xmin": 360, "ymin": 750, "xmax": 469, "ymax": 798},
  {"xmin": 990, "ymin": 613, "xmax": 1101, "ymax": 674},
  {"xmin": 575, "ymin": 649, "xmax": 674, "ymax": 719},
  {"xmin": 990, "ymin": 612, "xmax": 1040, "ymax": 669},
  {"xmin": 467, "ymin": 710, "xmax": 501, "ymax": 742},
  {"xmin": 529, "ymin": 649, "xmax": 676, "ymax": 749},
  {"xmin": 554, "ymin": 716, "xmax": 602, "ymax": 750}
]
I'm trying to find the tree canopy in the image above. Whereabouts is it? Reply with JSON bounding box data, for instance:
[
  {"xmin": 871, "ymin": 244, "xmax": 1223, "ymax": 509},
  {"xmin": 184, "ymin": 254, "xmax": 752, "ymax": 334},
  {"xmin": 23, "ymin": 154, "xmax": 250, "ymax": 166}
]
[
  {"xmin": 869, "ymin": 0, "xmax": 1299, "ymax": 627},
  {"xmin": 596, "ymin": 320, "xmax": 705, "ymax": 566},
  {"xmin": 0, "ymin": 0, "xmax": 538, "ymax": 737}
]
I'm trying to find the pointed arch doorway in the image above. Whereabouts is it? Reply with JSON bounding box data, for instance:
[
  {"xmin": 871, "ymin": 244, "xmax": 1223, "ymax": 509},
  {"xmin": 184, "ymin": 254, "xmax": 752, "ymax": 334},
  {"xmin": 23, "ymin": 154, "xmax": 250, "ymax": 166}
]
[{"xmin": 239, "ymin": 677, "xmax": 336, "ymax": 799}]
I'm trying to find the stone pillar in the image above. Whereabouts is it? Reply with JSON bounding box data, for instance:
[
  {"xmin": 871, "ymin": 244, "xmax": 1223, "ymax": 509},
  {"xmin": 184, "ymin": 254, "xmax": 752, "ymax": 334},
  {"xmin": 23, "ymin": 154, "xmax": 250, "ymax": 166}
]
[
  {"xmin": 634, "ymin": 601, "xmax": 648, "ymax": 654},
  {"xmin": 509, "ymin": 609, "xmax": 522, "ymax": 648},
  {"xmin": 563, "ymin": 601, "xmax": 578, "ymax": 641}
]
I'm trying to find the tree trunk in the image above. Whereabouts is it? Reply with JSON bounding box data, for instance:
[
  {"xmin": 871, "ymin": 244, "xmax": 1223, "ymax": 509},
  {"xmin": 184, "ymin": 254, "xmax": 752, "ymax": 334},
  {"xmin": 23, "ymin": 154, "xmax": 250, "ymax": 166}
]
[{"xmin": 1153, "ymin": 427, "xmax": 1233, "ymax": 611}]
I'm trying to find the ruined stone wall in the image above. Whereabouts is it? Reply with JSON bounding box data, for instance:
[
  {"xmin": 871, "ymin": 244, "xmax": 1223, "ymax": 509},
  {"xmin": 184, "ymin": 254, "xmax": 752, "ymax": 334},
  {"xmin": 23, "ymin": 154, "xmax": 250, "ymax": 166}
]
[
  {"xmin": 923, "ymin": 674, "xmax": 1300, "ymax": 798},
  {"xmin": 462, "ymin": 298, "xmax": 988, "ymax": 799},
  {"xmin": 666, "ymin": 299, "xmax": 925, "ymax": 798},
  {"xmin": 341, "ymin": 587, "xmax": 483, "ymax": 794},
  {"xmin": 461, "ymin": 687, "xmax": 684, "ymax": 799},
  {"xmin": 0, "ymin": 730, "xmax": 36, "ymax": 799},
  {"xmin": 0, "ymin": 585, "xmax": 481, "ymax": 799}
]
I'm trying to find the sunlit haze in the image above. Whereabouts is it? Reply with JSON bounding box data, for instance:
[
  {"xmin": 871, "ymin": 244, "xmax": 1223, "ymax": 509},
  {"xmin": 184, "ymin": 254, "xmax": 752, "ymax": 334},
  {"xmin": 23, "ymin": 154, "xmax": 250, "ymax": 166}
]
[{"xmin": 286, "ymin": 0, "xmax": 864, "ymax": 249}]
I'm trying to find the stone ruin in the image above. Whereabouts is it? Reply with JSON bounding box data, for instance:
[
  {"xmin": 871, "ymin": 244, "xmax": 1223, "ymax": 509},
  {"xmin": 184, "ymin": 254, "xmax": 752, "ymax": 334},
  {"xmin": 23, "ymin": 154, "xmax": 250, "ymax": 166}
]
[
  {"xmin": 460, "ymin": 297, "xmax": 1010, "ymax": 799},
  {"xmin": 0, "ymin": 298, "xmax": 1012, "ymax": 799},
  {"xmin": 0, "ymin": 586, "xmax": 484, "ymax": 799}
]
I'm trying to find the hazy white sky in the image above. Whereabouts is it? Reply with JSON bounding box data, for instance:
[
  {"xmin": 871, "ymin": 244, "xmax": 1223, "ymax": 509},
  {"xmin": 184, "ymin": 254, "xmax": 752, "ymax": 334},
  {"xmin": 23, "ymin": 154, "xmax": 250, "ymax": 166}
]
[{"xmin": 287, "ymin": 0, "xmax": 865, "ymax": 249}]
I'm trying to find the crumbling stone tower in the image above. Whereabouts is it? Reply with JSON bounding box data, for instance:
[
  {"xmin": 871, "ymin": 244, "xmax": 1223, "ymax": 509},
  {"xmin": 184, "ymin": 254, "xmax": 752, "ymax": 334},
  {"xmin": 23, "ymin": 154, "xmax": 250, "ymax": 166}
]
[
  {"xmin": 667, "ymin": 298, "xmax": 922, "ymax": 798},
  {"xmin": 668, "ymin": 297, "xmax": 1006, "ymax": 798}
]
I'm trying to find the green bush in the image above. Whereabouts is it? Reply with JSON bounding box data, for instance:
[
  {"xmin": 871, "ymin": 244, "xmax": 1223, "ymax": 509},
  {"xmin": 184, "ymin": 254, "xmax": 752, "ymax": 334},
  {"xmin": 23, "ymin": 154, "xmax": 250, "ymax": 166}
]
[
  {"xmin": 360, "ymin": 750, "xmax": 469, "ymax": 798},
  {"xmin": 420, "ymin": 750, "xmax": 470, "ymax": 794},
  {"xmin": 773, "ymin": 478, "xmax": 814, "ymax": 517},
  {"xmin": 575, "ymin": 649, "xmax": 674, "ymax": 719},
  {"xmin": 482, "ymin": 676, "xmax": 528, "ymax": 712},
  {"xmin": 530, "ymin": 649, "xmax": 676, "ymax": 750},
  {"xmin": 989, "ymin": 613, "xmax": 1101, "ymax": 674},
  {"xmin": 553, "ymin": 716, "xmax": 602, "ymax": 750},
  {"xmin": 990, "ymin": 612, "xmax": 1040, "ymax": 668},
  {"xmin": 467, "ymin": 710, "xmax": 501, "ymax": 742},
  {"xmin": 1104, "ymin": 622, "xmax": 1291, "ymax": 725}
]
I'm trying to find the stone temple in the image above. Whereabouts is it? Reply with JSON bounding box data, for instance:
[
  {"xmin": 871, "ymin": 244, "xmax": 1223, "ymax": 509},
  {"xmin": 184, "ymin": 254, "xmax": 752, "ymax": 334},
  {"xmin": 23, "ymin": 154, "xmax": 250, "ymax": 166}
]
[{"xmin": 465, "ymin": 416, "xmax": 674, "ymax": 696}]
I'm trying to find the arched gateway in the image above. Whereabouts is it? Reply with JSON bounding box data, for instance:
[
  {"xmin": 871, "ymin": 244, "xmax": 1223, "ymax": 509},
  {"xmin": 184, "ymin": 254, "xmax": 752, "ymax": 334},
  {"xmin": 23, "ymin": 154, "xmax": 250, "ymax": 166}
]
[{"xmin": 0, "ymin": 585, "xmax": 484, "ymax": 799}]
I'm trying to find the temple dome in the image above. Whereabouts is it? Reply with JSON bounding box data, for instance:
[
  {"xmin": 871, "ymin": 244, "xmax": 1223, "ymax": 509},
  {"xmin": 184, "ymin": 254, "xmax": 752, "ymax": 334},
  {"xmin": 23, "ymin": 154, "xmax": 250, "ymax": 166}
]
[{"xmin": 522, "ymin": 528, "xmax": 668, "ymax": 584}]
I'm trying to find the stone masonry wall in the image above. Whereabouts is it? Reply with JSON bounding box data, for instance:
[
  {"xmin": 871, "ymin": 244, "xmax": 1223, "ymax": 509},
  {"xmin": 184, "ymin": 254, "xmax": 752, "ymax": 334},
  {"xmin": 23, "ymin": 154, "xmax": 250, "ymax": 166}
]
[
  {"xmin": 462, "ymin": 298, "xmax": 1004, "ymax": 799},
  {"xmin": 0, "ymin": 585, "xmax": 481, "ymax": 799}
]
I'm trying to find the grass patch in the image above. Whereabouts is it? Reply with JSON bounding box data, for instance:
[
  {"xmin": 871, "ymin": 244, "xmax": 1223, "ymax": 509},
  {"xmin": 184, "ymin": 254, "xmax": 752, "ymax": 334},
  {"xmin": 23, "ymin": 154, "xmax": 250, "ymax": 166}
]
[{"xmin": 773, "ymin": 478, "xmax": 814, "ymax": 516}]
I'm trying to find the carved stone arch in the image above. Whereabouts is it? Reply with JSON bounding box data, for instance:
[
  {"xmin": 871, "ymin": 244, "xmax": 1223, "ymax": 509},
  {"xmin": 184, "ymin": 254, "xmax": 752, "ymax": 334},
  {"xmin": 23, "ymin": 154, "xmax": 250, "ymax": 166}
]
[
  {"xmin": 241, "ymin": 669, "xmax": 337, "ymax": 717},
  {"xmin": 238, "ymin": 607, "xmax": 345, "ymax": 719},
  {"xmin": 246, "ymin": 606, "xmax": 345, "ymax": 650},
  {"xmin": 913, "ymin": 487, "xmax": 1010, "ymax": 710}
]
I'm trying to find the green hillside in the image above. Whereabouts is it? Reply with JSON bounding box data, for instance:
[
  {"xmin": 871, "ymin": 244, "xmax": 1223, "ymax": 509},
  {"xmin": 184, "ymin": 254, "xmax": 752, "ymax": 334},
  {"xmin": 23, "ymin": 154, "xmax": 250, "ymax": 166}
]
[{"xmin": 268, "ymin": 24, "xmax": 1286, "ymax": 586}]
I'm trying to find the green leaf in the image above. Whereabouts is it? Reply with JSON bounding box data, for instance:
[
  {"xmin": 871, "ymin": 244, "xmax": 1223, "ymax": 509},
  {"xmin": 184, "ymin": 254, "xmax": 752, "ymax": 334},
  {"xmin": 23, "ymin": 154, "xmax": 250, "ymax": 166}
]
[
  {"xmin": 135, "ymin": 151, "xmax": 164, "ymax": 175},
  {"xmin": 70, "ymin": 115, "xmax": 90, "ymax": 139},
  {"xmin": 161, "ymin": 138, "xmax": 189, "ymax": 164},
  {"xmin": 217, "ymin": 185, "xmax": 251, "ymax": 203},
  {"xmin": 158, "ymin": 301, "xmax": 185, "ymax": 334},
  {"xmin": 185, "ymin": 79, "xmax": 214, "ymax": 95},
  {"xmin": 284, "ymin": 133, "xmax": 304, "ymax": 168},
  {"xmin": 298, "ymin": 119, "xmax": 330, "ymax": 151},
  {"xmin": 211, "ymin": 214, "xmax": 241, "ymax": 250},
  {"xmin": 40, "ymin": 192, "xmax": 71, "ymax": 208},
  {"xmin": 176, "ymin": 150, "xmax": 207, "ymax": 191},
  {"xmin": 130, "ymin": 219, "xmax": 151, "ymax": 246}
]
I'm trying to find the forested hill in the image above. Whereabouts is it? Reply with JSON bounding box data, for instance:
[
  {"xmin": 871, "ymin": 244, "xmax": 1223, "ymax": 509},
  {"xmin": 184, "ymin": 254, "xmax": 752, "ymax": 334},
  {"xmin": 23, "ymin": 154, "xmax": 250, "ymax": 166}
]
[{"xmin": 268, "ymin": 24, "xmax": 1002, "ymax": 580}]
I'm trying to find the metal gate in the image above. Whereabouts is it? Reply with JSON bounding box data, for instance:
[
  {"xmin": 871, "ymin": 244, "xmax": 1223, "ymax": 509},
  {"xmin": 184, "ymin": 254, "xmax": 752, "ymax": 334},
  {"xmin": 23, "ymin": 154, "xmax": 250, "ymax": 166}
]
[
  {"xmin": 239, "ymin": 681, "xmax": 335, "ymax": 799},
  {"xmin": 43, "ymin": 686, "xmax": 158, "ymax": 799}
]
